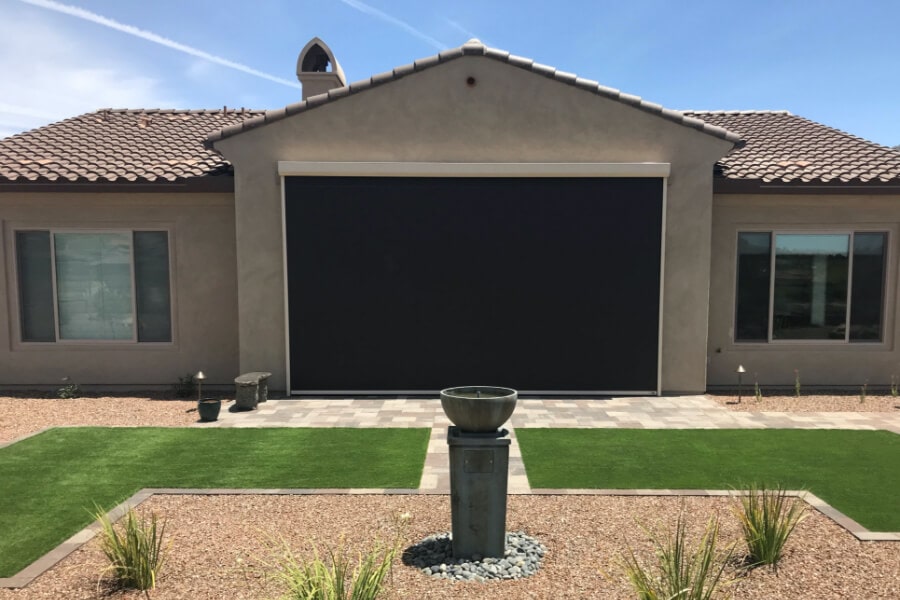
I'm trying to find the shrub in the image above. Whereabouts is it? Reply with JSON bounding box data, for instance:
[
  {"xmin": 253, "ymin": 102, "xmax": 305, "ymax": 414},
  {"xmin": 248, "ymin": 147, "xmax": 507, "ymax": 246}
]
[
  {"xmin": 619, "ymin": 513, "xmax": 733, "ymax": 600},
  {"xmin": 57, "ymin": 377, "xmax": 82, "ymax": 399},
  {"xmin": 731, "ymin": 484, "xmax": 808, "ymax": 570},
  {"xmin": 93, "ymin": 505, "xmax": 168, "ymax": 596},
  {"xmin": 267, "ymin": 539, "xmax": 397, "ymax": 600},
  {"xmin": 172, "ymin": 373, "xmax": 197, "ymax": 399}
]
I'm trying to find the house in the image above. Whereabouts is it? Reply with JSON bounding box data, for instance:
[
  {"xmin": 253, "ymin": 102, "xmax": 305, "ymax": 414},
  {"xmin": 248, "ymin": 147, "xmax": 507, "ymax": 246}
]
[{"xmin": 2, "ymin": 38, "xmax": 899, "ymax": 395}]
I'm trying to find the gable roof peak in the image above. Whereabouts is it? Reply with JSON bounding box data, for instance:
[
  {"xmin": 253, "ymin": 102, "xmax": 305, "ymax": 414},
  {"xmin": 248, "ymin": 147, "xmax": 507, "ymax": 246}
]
[{"xmin": 207, "ymin": 40, "xmax": 744, "ymax": 148}]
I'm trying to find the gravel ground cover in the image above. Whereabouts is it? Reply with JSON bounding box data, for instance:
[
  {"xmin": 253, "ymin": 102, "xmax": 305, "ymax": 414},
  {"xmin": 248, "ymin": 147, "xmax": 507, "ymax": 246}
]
[
  {"xmin": 709, "ymin": 393, "xmax": 900, "ymax": 412},
  {"xmin": 0, "ymin": 396, "xmax": 198, "ymax": 444},
  {"xmin": 0, "ymin": 495, "xmax": 897, "ymax": 599},
  {"xmin": 1, "ymin": 394, "xmax": 897, "ymax": 598}
]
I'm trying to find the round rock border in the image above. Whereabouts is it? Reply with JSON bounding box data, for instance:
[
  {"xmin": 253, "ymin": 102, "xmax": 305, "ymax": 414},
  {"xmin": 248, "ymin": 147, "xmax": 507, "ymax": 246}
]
[{"xmin": 402, "ymin": 531, "xmax": 546, "ymax": 582}]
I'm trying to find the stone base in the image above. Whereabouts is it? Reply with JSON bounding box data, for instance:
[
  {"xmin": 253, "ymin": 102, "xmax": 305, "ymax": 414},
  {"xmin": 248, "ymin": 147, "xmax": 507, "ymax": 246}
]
[{"xmin": 447, "ymin": 426, "xmax": 511, "ymax": 558}]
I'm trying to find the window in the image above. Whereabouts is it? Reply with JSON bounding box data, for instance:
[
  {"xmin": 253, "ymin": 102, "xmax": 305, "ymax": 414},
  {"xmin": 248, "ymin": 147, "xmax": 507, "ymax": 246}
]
[
  {"xmin": 15, "ymin": 230, "xmax": 172, "ymax": 342},
  {"xmin": 735, "ymin": 231, "xmax": 887, "ymax": 343}
]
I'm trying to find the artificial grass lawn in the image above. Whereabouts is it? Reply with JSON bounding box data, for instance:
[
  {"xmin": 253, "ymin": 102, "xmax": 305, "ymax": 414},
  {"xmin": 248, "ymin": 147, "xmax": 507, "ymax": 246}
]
[
  {"xmin": 516, "ymin": 428, "xmax": 900, "ymax": 532},
  {"xmin": 0, "ymin": 427, "xmax": 429, "ymax": 578}
]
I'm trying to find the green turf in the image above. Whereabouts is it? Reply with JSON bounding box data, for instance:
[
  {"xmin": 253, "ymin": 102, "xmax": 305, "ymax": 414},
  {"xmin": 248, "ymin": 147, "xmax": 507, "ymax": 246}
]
[
  {"xmin": 516, "ymin": 428, "xmax": 900, "ymax": 531},
  {"xmin": 0, "ymin": 427, "xmax": 429, "ymax": 577}
]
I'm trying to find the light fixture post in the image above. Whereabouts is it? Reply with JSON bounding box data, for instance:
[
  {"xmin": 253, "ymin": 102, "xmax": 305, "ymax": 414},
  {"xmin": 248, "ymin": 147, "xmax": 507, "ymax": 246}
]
[
  {"xmin": 195, "ymin": 370, "xmax": 206, "ymax": 402},
  {"xmin": 736, "ymin": 365, "xmax": 746, "ymax": 404}
]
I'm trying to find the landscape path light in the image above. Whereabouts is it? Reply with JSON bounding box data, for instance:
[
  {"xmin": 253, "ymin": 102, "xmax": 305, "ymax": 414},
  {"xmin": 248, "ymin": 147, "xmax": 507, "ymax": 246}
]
[
  {"xmin": 195, "ymin": 370, "xmax": 206, "ymax": 402},
  {"xmin": 736, "ymin": 365, "xmax": 746, "ymax": 404}
]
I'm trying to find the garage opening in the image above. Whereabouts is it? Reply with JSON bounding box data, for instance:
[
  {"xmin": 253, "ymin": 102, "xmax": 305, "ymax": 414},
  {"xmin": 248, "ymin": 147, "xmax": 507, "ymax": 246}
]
[{"xmin": 284, "ymin": 175, "xmax": 663, "ymax": 394}]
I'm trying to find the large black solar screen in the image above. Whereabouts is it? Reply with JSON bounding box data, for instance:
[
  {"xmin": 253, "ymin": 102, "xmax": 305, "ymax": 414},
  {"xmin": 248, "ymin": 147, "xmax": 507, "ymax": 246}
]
[{"xmin": 285, "ymin": 176, "xmax": 663, "ymax": 393}]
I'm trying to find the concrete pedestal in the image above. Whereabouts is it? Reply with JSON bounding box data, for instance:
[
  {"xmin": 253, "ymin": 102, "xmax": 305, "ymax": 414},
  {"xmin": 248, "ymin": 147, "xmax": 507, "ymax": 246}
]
[{"xmin": 447, "ymin": 426, "xmax": 511, "ymax": 559}]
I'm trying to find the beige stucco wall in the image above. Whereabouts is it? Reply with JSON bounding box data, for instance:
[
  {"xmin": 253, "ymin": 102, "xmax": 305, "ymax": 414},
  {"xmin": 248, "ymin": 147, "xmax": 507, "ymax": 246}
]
[
  {"xmin": 708, "ymin": 193, "xmax": 900, "ymax": 388},
  {"xmin": 215, "ymin": 56, "xmax": 736, "ymax": 394},
  {"xmin": 0, "ymin": 192, "xmax": 239, "ymax": 387}
]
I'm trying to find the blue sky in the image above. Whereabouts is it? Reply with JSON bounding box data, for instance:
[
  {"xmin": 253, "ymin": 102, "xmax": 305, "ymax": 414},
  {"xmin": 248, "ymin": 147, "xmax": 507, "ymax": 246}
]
[{"xmin": 2, "ymin": 0, "xmax": 899, "ymax": 146}]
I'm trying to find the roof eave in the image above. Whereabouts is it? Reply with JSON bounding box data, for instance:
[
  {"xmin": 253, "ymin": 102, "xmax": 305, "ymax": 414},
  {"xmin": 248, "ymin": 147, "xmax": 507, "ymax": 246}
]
[
  {"xmin": 714, "ymin": 177, "xmax": 900, "ymax": 195},
  {"xmin": 0, "ymin": 175, "xmax": 235, "ymax": 194}
]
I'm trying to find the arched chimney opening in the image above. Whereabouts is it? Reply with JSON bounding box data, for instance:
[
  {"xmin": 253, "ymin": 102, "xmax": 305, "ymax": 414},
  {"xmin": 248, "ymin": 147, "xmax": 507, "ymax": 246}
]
[
  {"xmin": 301, "ymin": 45, "xmax": 331, "ymax": 73},
  {"xmin": 296, "ymin": 38, "xmax": 346, "ymax": 99}
]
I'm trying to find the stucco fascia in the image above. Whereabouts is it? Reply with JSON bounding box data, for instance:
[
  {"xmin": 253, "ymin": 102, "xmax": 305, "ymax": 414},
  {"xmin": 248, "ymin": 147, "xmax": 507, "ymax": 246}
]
[
  {"xmin": 215, "ymin": 56, "xmax": 735, "ymax": 394},
  {"xmin": 0, "ymin": 191, "xmax": 239, "ymax": 386},
  {"xmin": 708, "ymin": 193, "xmax": 900, "ymax": 388}
]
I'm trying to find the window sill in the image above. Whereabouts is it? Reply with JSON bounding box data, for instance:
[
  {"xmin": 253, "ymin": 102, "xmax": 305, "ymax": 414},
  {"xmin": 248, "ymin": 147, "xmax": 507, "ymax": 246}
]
[
  {"xmin": 729, "ymin": 340, "xmax": 889, "ymax": 351},
  {"xmin": 12, "ymin": 342, "xmax": 176, "ymax": 352}
]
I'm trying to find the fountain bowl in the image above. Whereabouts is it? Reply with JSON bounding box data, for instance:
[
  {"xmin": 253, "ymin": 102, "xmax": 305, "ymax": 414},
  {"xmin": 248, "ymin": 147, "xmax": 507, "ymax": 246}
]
[{"xmin": 440, "ymin": 386, "xmax": 518, "ymax": 433}]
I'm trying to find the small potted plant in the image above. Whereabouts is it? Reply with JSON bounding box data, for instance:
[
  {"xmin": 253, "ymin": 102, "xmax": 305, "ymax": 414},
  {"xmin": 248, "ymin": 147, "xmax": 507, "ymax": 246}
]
[{"xmin": 195, "ymin": 371, "xmax": 221, "ymax": 422}]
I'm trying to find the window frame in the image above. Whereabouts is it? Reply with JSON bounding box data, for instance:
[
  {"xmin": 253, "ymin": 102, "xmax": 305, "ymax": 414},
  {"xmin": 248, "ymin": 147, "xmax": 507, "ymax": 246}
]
[
  {"xmin": 12, "ymin": 227, "xmax": 176, "ymax": 346},
  {"xmin": 733, "ymin": 228, "xmax": 890, "ymax": 346}
]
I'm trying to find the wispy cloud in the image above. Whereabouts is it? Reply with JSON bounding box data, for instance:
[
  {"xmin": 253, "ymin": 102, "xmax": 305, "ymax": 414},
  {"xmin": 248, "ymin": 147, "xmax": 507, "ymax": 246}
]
[
  {"xmin": 0, "ymin": 102, "xmax": 60, "ymax": 122},
  {"xmin": 17, "ymin": 0, "xmax": 301, "ymax": 88},
  {"xmin": 0, "ymin": 16, "xmax": 177, "ymax": 138},
  {"xmin": 338, "ymin": 0, "xmax": 447, "ymax": 50}
]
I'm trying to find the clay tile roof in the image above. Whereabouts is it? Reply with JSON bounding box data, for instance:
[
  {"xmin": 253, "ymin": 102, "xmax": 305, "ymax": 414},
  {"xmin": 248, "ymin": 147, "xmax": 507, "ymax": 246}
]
[
  {"xmin": 3, "ymin": 50, "xmax": 899, "ymax": 189},
  {"xmin": 0, "ymin": 108, "xmax": 263, "ymax": 184},
  {"xmin": 685, "ymin": 111, "xmax": 900, "ymax": 184},
  {"xmin": 205, "ymin": 39, "xmax": 744, "ymax": 148}
]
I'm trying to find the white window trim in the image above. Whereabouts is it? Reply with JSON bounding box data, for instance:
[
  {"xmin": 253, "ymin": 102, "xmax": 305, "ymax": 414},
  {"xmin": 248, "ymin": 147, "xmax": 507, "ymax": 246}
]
[
  {"xmin": 12, "ymin": 227, "xmax": 175, "ymax": 346},
  {"xmin": 277, "ymin": 161, "xmax": 671, "ymax": 178},
  {"xmin": 733, "ymin": 228, "xmax": 890, "ymax": 346}
]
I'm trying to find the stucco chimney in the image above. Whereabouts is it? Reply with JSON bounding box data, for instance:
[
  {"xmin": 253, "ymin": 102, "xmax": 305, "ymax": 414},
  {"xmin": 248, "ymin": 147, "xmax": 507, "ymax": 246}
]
[{"xmin": 297, "ymin": 37, "xmax": 346, "ymax": 100}]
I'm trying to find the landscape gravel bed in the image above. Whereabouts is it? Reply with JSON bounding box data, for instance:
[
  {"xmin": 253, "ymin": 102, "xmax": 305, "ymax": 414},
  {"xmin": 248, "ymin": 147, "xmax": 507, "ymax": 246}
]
[
  {"xmin": 0, "ymin": 495, "xmax": 896, "ymax": 599},
  {"xmin": 709, "ymin": 393, "xmax": 899, "ymax": 413},
  {"xmin": 0, "ymin": 396, "xmax": 198, "ymax": 444}
]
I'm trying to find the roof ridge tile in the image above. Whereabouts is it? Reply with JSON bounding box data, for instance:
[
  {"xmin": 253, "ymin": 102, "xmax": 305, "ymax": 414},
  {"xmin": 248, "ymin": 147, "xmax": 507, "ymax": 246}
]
[
  {"xmin": 505, "ymin": 54, "xmax": 535, "ymax": 69},
  {"xmin": 392, "ymin": 62, "xmax": 416, "ymax": 78},
  {"xmin": 483, "ymin": 47, "xmax": 510, "ymax": 60},
  {"xmin": 530, "ymin": 62, "xmax": 556, "ymax": 77},
  {"xmin": 573, "ymin": 77, "xmax": 599, "ymax": 92},
  {"xmin": 413, "ymin": 54, "xmax": 440, "ymax": 70},
  {"xmin": 438, "ymin": 47, "xmax": 464, "ymax": 61}
]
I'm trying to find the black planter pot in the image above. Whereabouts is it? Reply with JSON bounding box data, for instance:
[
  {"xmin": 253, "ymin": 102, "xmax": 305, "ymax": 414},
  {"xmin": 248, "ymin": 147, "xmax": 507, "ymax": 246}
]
[{"xmin": 197, "ymin": 398, "xmax": 221, "ymax": 422}]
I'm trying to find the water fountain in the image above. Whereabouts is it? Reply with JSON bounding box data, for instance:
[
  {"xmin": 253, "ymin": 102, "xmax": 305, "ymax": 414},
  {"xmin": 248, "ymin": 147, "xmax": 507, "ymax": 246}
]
[{"xmin": 440, "ymin": 385, "xmax": 517, "ymax": 559}]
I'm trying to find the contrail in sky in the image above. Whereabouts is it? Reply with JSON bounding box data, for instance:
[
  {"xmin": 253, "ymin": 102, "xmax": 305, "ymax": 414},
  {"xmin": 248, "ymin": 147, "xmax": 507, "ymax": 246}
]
[
  {"xmin": 17, "ymin": 0, "xmax": 301, "ymax": 88},
  {"xmin": 338, "ymin": 0, "xmax": 447, "ymax": 50},
  {"xmin": 443, "ymin": 18, "xmax": 489, "ymax": 46}
]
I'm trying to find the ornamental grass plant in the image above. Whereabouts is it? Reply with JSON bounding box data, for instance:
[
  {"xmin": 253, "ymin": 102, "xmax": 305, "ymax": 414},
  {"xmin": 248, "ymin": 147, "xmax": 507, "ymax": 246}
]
[
  {"xmin": 618, "ymin": 512, "xmax": 733, "ymax": 600},
  {"xmin": 265, "ymin": 511, "xmax": 409, "ymax": 600},
  {"xmin": 731, "ymin": 484, "xmax": 808, "ymax": 570},
  {"xmin": 93, "ymin": 505, "xmax": 168, "ymax": 598},
  {"xmin": 267, "ymin": 539, "xmax": 397, "ymax": 600}
]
